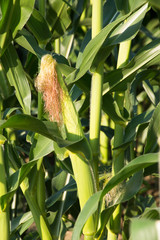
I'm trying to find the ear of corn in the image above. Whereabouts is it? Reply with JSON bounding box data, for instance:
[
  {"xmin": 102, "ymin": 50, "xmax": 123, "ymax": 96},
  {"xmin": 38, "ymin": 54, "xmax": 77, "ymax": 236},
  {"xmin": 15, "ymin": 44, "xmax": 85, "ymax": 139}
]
[{"xmin": 36, "ymin": 54, "xmax": 96, "ymax": 238}]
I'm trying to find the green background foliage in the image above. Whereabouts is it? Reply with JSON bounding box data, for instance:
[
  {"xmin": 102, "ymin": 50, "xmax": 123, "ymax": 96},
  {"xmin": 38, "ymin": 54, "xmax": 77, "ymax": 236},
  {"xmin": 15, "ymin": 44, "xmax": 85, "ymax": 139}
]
[{"xmin": 0, "ymin": 0, "xmax": 159, "ymax": 239}]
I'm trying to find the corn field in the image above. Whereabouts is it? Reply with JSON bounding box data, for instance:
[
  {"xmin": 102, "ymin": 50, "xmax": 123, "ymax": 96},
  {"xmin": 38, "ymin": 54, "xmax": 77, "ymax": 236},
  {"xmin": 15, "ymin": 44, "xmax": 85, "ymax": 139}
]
[{"xmin": 0, "ymin": 0, "xmax": 160, "ymax": 240}]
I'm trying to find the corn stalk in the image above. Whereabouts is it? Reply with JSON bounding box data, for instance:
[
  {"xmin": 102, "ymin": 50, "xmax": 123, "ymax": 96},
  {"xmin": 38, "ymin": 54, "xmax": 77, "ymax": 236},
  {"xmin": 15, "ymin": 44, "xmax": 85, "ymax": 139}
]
[
  {"xmin": 0, "ymin": 100, "xmax": 10, "ymax": 240},
  {"xmin": 90, "ymin": 0, "xmax": 103, "ymax": 189},
  {"xmin": 36, "ymin": 55, "xmax": 96, "ymax": 239},
  {"xmin": 108, "ymin": 40, "xmax": 131, "ymax": 240}
]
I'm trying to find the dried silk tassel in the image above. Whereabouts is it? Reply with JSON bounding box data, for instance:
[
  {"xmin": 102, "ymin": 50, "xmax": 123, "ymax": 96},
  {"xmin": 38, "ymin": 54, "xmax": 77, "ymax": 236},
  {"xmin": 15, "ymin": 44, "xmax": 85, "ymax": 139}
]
[
  {"xmin": 35, "ymin": 54, "xmax": 84, "ymax": 142},
  {"xmin": 35, "ymin": 55, "xmax": 63, "ymax": 125}
]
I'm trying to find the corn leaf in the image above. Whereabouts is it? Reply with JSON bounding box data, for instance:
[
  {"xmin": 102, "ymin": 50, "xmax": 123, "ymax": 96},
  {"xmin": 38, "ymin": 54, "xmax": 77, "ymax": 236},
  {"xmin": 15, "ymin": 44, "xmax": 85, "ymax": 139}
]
[
  {"xmin": 1, "ymin": 44, "xmax": 31, "ymax": 114},
  {"xmin": 0, "ymin": 0, "xmax": 35, "ymax": 56},
  {"xmin": 0, "ymin": 62, "xmax": 13, "ymax": 99},
  {"xmin": 144, "ymin": 102, "xmax": 160, "ymax": 153},
  {"xmin": 13, "ymin": 0, "xmax": 35, "ymax": 38},
  {"xmin": 0, "ymin": 159, "xmax": 38, "ymax": 211},
  {"xmin": 148, "ymin": 0, "xmax": 160, "ymax": 10},
  {"xmin": 103, "ymin": 38, "xmax": 160, "ymax": 94},
  {"xmin": 15, "ymin": 29, "xmax": 47, "ymax": 58},
  {"xmin": 11, "ymin": 211, "xmax": 33, "ymax": 234},
  {"xmin": 29, "ymin": 134, "xmax": 54, "ymax": 161},
  {"xmin": 46, "ymin": 177, "xmax": 76, "ymax": 209},
  {"xmin": 114, "ymin": 0, "xmax": 147, "ymax": 14},
  {"xmin": 66, "ymin": 3, "xmax": 148, "ymax": 84},
  {"xmin": 116, "ymin": 109, "xmax": 154, "ymax": 150},
  {"xmin": 0, "ymin": 114, "xmax": 83, "ymax": 148},
  {"xmin": 72, "ymin": 153, "xmax": 158, "ymax": 239},
  {"xmin": 130, "ymin": 219, "xmax": 160, "ymax": 240},
  {"xmin": 47, "ymin": 0, "xmax": 71, "ymax": 39},
  {"xmin": 26, "ymin": 9, "xmax": 51, "ymax": 44},
  {"xmin": 102, "ymin": 93, "xmax": 126, "ymax": 125},
  {"xmin": 95, "ymin": 171, "xmax": 143, "ymax": 239}
]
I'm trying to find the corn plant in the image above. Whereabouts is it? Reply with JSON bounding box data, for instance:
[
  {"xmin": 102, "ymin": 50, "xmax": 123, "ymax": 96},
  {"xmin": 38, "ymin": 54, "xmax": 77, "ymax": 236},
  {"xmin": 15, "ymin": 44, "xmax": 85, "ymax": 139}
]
[{"xmin": 0, "ymin": 0, "xmax": 160, "ymax": 240}]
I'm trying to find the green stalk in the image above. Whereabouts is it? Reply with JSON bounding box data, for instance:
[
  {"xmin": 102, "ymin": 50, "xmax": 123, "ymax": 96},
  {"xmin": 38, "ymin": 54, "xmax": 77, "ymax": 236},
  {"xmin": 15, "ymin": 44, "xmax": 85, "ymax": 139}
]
[
  {"xmin": 91, "ymin": 0, "xmax": 103, "ymax": 38},
  {"xmin": 108, "ymin": 40, "xmax": 131, "ymax": 239},
  {"xmin": 36, "ymin": 55, "xmax": 96, "ymax": 239},
  {"xmin": 0, "ymin": 146, "xmax": 10, "ymax": 240},
  {"xmin": 100, "ymin": 113, "xmax": 109, "ymax": 164},
  {"xmin": 0, "ymin": 100, "xmax": 10, "ymax": 240},
  {"xmin": 70, "ymin": 152, "xmax": 96, "ymax": 239},
  {"xmin": 90, "ymin": 0, "xmax": 103, "ymax": 186},
  {"xmin": 55, "ymin": 39, "xmax": 60, "ymax": 54}
]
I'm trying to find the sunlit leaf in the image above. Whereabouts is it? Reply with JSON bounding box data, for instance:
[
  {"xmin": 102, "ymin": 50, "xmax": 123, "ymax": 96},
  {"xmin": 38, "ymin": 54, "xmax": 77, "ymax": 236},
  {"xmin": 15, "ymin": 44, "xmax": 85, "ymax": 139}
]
[
  {"xmin": 130, "ymin": 219, "xmax": 160, "ymax": 240},
  {"xmin": 72, "ymin": 153, "xmax": 158, "ymax": 239},
  {"xmin": 0, "ymin": 114, "xmax": 81, "ymax": 147},
  {"xmin": 0, "ymin": 0, "xmax": 35, "ymax": 56},
  {"xmin": 66, "ymin": 3, "xmax": 148, "ymax": 84},
  {"xmin": 1, "ymin": 44, "xmax": 31, "ymax": 114},
  {"xmin": 29, "ymin": 134, "xmax": 54, "ymax": 161}
]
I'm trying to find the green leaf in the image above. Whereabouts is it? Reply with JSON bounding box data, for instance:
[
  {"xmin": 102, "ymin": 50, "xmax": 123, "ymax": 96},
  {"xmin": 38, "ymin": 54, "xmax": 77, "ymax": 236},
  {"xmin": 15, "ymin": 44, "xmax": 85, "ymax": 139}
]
[
  {"xmin": 94, "ymin": 207, "xmax": 116, "ymax": 240},
  {"xmin": 102, "ymin": 93, "xmax": 126, "ymax": 125},
  {"xmin": 148, "ymin": 0, "xmax": 160, "ymax": 10},
  {"xmin": 47, "ymin": 0, "xmax": 71, "ymax": 39},
  {"xmin": 46, "ymin": 177, "xmax": 76, "ymax": 208},
  {"xmin": 144, "ymin": 102, "xmax": 160, "ymax": 153},
  {"xmin": 76, "ymin": 0, "xmax": 117, "ymax": 69},
  {"xmin": 114, "ymin": 0, "xmax": 147, "ymax": 14},
  {"xmin": 0, "ymin": 62, "xmax": 13, "ymax": 99},
  {"xmin": 47, "ymin": 173, "xmax": 77, "ymax": 238},
  {"xmin": 102, "ymin": 153, "xmax": 158, "ymax": 197},
  {"xmin": 130, "ymin": 219, "xmax": 160, "ymax": 240},
  {"xmin": 72, "ymin": 191, "xmax": 102, "ymax": 240},
  {"xmin": 95, "ymin": 171, "xmax": 143, "ymax": 239},
  {"xmin": 13, "ymin": 0, "xmax": 35, "ymax": 38},
  {"xmin": 29, "ymin": 134, "xmax": 54, "ymax": 161},
  {"xmin": 103, "ymin": 0, "xmax": 117, "ymax": 26},
  {"xmin": 142, "ymin": 80, "xmax": 156, "ymax": 106},
  {"xmin": 0, "ymin": 0, "xmax": 20, "ymax": 55},
  {"xmin": 60, "ymin": 33, "xmax": 74, "ymax": 58},
  {"xmin": 18, "ymin": 217, "xmax": 34, "ymax": 236},
  {"xmin": 0, "ymin": 114, "xmax": 82, "ymax": 148},
  {"xmin": 15, "ymin": 29, "xmax": 47, "ymax": 58},
  {"xmin": 117, "ymin": 109, "xmax": 153, "ymax": 150},
  {"xmin": 66, "ymin": 15, "xmax": 127, "ymax": 84},
  {"xmin": 0, "ymin": 0, "xmax": 35, "ymax": 56},
  {"xmin": 106, "ymin": 171, "xmax": 143, "ymax": 208},
  {"xmin": 102, "ymin": 3, "xmax": 148, "ymax": 46},
  {"xmin": 103, "ymin": 38, "xmax": 160, "ymax": 94},
  {"xmin": 140, "ymin": 207, "xmax": 160, "ymax": 220},
  {"xmin": 66, "ymin": 3, "xmax": 148, "ymax": 84},
  {"xmin": 72, "ymin": 153, "xmax": 158, "ymax": 239},
  {"xmin": 114, "ymin": 0, "xmax": 130, "ymax": 14},
  {"xmin": 26, "ymin": 9, "xmax": 51, "ymax": 44},
  {"xmin": 11, "ymin": 211, "xmax": 33, "ymax": 233},
  {"xmin": 0, "ymin": 160, "xmax": 38, "ymax": 211},
  {"xmin": 15, "ymin": 29, "xmax": 70, "ymax": 64},
  {"xmin": 1, "ymin": 44, "xmax": 31, "ymax": 114}
]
